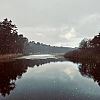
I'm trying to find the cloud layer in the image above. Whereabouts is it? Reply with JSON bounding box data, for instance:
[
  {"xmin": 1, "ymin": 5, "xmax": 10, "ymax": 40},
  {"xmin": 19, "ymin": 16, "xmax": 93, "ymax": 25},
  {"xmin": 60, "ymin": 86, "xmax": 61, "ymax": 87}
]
[{"xmin": 0, "ymin": 0, "xmax": 100, "ymax": 47}]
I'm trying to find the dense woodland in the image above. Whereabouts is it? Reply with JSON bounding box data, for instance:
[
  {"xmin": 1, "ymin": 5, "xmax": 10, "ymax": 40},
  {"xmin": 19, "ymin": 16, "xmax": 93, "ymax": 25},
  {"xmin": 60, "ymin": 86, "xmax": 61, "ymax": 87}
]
[
  {"xmin": 0, "ymin": 18, "xmax": 29, "ymax": 54},
  {"xmin": 64, "ymin": 33, "xmax": 100, "ymax": 61},
  {"xmin": 0, "ymin": 18, "xmax": 73, "ymax": 55}
]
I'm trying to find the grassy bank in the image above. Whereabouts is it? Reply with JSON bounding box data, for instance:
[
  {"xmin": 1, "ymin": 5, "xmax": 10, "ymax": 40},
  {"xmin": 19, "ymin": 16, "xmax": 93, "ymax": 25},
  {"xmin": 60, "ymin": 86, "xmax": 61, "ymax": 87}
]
[
  {"xmin": 0, "ymin": 54, "xmax": 23, "ymax": 62},
  {"xmin": 54, "ymin": 53, "xmax": 64, "ymax": 58}
]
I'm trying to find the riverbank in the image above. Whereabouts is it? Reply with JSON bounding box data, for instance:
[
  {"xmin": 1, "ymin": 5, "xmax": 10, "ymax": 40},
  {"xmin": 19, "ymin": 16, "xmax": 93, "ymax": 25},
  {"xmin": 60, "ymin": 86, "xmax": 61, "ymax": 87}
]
[
  {"xmin": 54, "ymin": 53, "xmax": 64, "ymax": 58},
  {"xmin": 0, "ymin": 54, "xmax": 23, "ymax": 62},
  {"xmin": 0, "ymin": 53, "xmax": 65, "ymax": 62},
  {"xmin": 64, "ymin": 49, "xmax": 100, "ymax": 63}
]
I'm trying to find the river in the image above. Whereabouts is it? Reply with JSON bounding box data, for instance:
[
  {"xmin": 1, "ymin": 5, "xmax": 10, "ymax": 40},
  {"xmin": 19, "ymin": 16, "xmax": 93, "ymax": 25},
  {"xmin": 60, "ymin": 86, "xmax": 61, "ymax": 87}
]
[{"xmin": 0, "ymin": 55, "xmax": 100, "ymax": 100}]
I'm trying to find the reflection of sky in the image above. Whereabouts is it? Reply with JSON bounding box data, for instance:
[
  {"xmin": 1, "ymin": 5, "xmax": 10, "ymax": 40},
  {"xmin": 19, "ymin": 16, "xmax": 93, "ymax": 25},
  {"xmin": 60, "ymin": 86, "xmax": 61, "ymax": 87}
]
[
  {"xmin": 22, "ymin": 61, "xmax": 78, "ymax": 80},
  {"xmin": 1, "ymin": 61, "xmax": 100, "ymax": 100}
]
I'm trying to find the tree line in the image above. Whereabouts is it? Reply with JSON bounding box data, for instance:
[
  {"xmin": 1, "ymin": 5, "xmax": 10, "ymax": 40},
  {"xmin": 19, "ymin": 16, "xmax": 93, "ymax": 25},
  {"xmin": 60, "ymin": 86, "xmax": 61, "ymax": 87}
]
[
  {"xmin": 0, "ymin": 18, "xmax": 29, "ymax": 54},
  {"xmin": 29, "ymin": 41, "xmax": 74, "ymax": 54}
]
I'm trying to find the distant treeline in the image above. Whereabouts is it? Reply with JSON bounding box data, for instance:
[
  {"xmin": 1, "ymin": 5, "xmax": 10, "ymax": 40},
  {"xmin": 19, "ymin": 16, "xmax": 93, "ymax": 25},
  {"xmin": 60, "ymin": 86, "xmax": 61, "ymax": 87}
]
[
  {"xmin": 0, "ymin": 18, "xmax": 74, "ymax": 55},
  {"xmin": 64, "ymin": 33, "xmax": 100, "ymax": 61},
  {"xmin": 29, "ymin": 41, "xmax": 74, "ymax": 54}
]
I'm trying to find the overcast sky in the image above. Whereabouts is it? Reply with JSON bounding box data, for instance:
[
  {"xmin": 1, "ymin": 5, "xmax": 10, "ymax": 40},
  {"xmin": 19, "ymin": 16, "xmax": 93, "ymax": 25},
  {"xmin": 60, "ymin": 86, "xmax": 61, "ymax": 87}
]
[{"xmin": 0, "ymin": 0, "xmax": 100, "ymax": 47}]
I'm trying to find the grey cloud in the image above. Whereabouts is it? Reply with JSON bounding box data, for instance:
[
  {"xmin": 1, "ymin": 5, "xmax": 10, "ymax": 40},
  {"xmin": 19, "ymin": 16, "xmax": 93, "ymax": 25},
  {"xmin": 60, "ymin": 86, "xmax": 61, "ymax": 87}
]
[
  {"xmin": 1, "ymin": 0, "xmax": 100, "ymax": 27},
  {"xmin": 0, "ymin": 0, "xmax": 100, "ymax": 47}
]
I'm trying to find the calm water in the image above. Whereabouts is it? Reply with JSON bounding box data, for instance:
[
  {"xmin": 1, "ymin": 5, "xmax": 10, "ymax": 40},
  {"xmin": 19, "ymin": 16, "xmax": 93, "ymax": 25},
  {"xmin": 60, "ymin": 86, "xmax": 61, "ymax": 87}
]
[{"xmin": 0, "ymin": 55, "xmax": 100, "ymax": 100}]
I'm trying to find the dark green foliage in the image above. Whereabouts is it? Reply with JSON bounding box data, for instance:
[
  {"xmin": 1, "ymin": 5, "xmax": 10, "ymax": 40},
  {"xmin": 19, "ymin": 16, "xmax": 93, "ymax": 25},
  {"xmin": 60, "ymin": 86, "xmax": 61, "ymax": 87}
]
[{"xmin": 0, "ymin": 18, "xmax": 29, "ymax": 54}]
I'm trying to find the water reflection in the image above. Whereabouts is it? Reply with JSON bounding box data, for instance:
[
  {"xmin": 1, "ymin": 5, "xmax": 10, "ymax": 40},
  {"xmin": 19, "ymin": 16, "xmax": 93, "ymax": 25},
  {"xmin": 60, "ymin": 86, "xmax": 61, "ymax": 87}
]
[
  {"xmin": 0, "ymin": 60, "xmax": 27, "ymax": 97},
  {"xmin": 1, "ymin": 56, "xmax": 100, "ymax": 99},
  {"xmin": 79, "ymin": 61, "xmax": 100, "ymax": 86},
  {"xmin": 66, "ymin": 58, "xmax": 100, "ymax": 87},
  {"xmin": 0, "ymin": 58, "xmax": 65, "ymax": 97}
]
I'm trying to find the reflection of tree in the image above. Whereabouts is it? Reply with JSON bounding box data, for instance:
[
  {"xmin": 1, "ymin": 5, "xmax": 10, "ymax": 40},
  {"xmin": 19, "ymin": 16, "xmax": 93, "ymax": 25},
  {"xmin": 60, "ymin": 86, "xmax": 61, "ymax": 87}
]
[
  {"xmin": 0, "ymin": 60, "xmax": 27, "ymax": 97},
  {"xmin": 0, "ymin": 58, "xmax": 65, "ymax": 97},
  {"xmin": 65, "ymin": 57, "xmax": 100, "ymax": 87},
  {"xmin": 22, "ymin": 58, "xmax": 65, "ymax": 67},
  {"xmin": 78, "ymin": 61, "xmax": 100, "ymax": 86}
]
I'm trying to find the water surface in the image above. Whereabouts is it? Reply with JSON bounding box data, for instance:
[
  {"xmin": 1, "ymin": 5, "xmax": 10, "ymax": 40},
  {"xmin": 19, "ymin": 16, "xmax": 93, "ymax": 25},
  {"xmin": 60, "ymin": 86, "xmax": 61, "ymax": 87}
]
[{"xmin": 0, "ymin": 55, "xmax": 100, "ymax": 100}]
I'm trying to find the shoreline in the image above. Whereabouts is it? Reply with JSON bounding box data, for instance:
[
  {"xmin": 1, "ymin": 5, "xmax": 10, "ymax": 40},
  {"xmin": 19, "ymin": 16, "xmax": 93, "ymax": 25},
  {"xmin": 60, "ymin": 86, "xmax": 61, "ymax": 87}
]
[
  {"xmin": 54, "ymin": 53, "xmax": 64, "ymax": 58},
  {"xmin": 0, "ymin": 54, "xmax": 23, "ymax": 62},
  {"xmin": 0, "ymin": 53, "xmax": 65, "ymax": 62}
]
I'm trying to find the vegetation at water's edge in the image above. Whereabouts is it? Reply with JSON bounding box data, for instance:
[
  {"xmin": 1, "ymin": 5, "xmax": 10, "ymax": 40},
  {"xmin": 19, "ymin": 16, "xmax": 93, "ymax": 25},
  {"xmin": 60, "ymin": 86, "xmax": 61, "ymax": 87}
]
[
  {"xmin": 64, "ymin": 33, "xmax": 100, "ymax": 61},
  {"xmin": 0, "ymin": 18, "xmax": 29, "ymax": 54}
]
